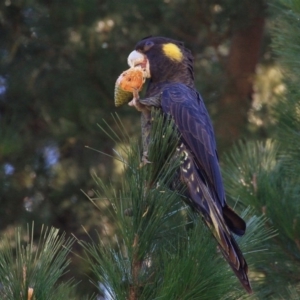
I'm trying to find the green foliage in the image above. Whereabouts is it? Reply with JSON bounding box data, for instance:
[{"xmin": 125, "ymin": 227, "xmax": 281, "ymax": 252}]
[
  {"xmin": 0, "ymin": 0, "xmax": 288, "ymax": 297},
  {"xmin": 0, "ymin": 225, "xmax": 76, "ymax": 300},
  {"xmin": 271, "ymin": 0, "xmax": 300, "ymax": 172},
  {"xmin": 78, "ymin": 112, "xmax": 274, "ymax": 299},
  {"xmin": 222, "ymin": 139, "xmax": 300, "ymax": 298},
  {"xmin": 0, "ymin": 0, "xmax": 270, "ymax": 235},
  {"xmin": 219, "ymin": 2, "xmax": 300, "ymax": 297},
  {"xmin": 223, "ymin": 140, "xmax": 279, "ymax": 210}
]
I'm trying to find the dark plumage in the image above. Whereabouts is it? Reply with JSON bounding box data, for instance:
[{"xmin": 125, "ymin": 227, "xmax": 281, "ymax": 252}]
[{"xmin": 127, "ymin": 36, "xmax": 252, "ymax": 293}]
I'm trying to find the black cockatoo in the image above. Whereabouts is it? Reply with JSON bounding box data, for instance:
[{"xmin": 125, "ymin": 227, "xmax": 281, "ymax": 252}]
[{"xmin": 126, "ymin": 36, "xmax": 252, "ymax": 293}]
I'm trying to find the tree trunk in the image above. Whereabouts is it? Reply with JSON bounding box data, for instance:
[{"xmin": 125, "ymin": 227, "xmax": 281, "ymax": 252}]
[{"xmin": 214, "ymin": 11, "xmax": 265, "ymax": 151}]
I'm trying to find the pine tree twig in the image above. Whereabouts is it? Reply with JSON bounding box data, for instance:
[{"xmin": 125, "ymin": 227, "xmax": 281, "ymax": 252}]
[
  {"xmin": 22, "ymin": 265, "xmax": 34, "ymax": 300},
  {"xmin": 252, "ymin": 173, "xmax": 258, "ymax": 194},
  {"xmin": 28, "ymin": 288, "xmax": 34, "ymax": 300},
  {"xmin": 129, "ymin": 234, "xmax": 142, "ymax": 300}
]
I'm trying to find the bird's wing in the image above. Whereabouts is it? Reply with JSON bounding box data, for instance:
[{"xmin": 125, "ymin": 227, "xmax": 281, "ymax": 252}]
[
  {"xmin": 160, "ymin": 83, "xmax": 252, "ymax": 293},
  {"xmin": 160, "ymin": 83, "xmax": 225, "ymax": 207},
  {"xmin": 140, "ymin": 82, "xmax": 246, "ymax": 235}
]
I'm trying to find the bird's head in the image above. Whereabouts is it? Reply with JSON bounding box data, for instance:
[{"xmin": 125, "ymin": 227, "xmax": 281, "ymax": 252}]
[{"xmin": 127, "ymin": 36, "xmax": 194, "ymax": 89}]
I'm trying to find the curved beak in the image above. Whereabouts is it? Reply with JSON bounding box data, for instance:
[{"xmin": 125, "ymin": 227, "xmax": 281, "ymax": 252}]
[{"xmin": 127, "ymin": 50, "xmax": 151, "ymax": 78}]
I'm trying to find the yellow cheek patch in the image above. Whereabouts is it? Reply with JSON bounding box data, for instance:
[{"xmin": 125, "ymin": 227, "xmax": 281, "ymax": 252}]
[{"xmin": 162, "ymin": 43, "xmax": 183, "ymax": 62}]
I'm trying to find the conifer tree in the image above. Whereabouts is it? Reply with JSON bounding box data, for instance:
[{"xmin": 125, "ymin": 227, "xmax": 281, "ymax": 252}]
[
  {"xmin": 0, "ymin": 1, "xmax": 269, "ymax": 295},
  {"xmin": 0, "ymin": 225, "xmax": 79, "ymax": 300},
  {"xmin": 2, "ymin": 1, "xmax": 300, "ymax": 298},
  {"xmin": 79, "ymin": 111, "xmax": 273, "ymax": 299},
  {"xmin": 79, "ymin": 2, "xmax": 300, "ymax": 296},
  {"xmin": 222, "ymin": 0, "xmax": 300, "ymax": 297}
]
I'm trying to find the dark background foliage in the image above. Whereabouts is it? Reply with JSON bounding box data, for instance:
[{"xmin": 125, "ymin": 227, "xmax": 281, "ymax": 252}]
[{"xmin": 1, "ymin": 0, "xmax": 292, "ymax": 297}]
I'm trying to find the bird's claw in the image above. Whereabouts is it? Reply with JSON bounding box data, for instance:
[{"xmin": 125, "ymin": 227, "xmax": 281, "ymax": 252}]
[
  {"xmin": 139, "ymin": 151, "xmax": 151, "ymax": 168},
  {"xmin": 128, "ymin": 89, "xmax": 147, "ymax": 112}
]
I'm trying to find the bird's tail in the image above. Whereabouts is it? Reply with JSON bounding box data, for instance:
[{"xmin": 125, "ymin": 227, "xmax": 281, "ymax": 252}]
[
  {"xmin": 203, "ymin": 194, "xmax": 252, "ymax": 294},
  {"xmin": 218, "ymin": 231, "xmax": 252, "ymax": 293},
  {"xmin": 179, "ymin": 149, "xmax": 252, "ymax": 293}
]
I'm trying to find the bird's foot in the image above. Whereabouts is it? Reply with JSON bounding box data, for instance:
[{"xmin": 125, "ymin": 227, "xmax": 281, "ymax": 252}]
[
  {"xmin": 128, "ymin": 92, "xmax": 161, "ymax": 111},
  {"xmin": 128, "ymin": 89, "xmax": 148, "ymax": 112},
  {"xmin": 139, "ymin": 93, "xmax": 162, "ymax": 108},
  {"xmin": 139, "ymin": 151, "xmax": 151, "ymax": 168},
  {"xmin": 128, "ymin": 98, "xmax": 146, "ymax": 112}
]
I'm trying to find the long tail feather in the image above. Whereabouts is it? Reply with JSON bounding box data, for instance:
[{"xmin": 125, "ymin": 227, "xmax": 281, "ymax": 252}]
[
  {"xmin": 219, "ymin": 235, "xmax": 252, "ymax": 294},
  {"xmin": 179, "ymin": 147, "xmax": 252, "ymax": 293}
]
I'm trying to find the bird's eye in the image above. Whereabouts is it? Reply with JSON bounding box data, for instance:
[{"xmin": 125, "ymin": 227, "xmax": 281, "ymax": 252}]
[{"xmin": 144, "ymin": 41, "xmax": 154, "ymax": 51}]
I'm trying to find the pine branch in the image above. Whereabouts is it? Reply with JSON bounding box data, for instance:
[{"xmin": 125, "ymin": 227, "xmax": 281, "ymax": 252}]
[
  {"xmin": 78, "ymin": 110, "xmax": 275, "ymax": 299},
  {"xmin": 0, "ymin": 224, "xmax": 76, "ymax": 300}
]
